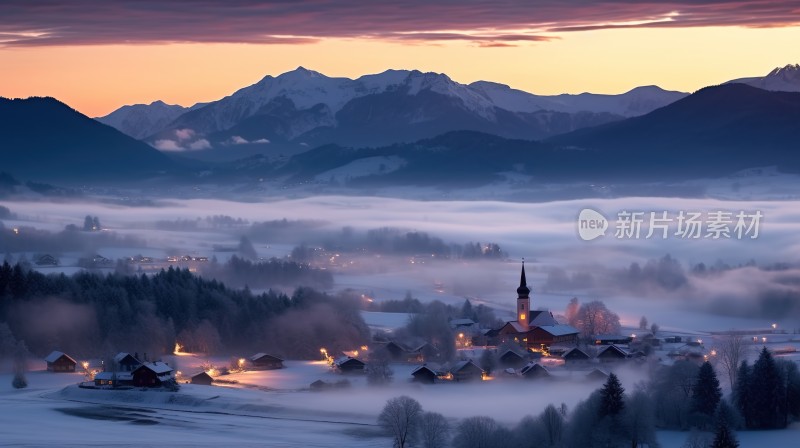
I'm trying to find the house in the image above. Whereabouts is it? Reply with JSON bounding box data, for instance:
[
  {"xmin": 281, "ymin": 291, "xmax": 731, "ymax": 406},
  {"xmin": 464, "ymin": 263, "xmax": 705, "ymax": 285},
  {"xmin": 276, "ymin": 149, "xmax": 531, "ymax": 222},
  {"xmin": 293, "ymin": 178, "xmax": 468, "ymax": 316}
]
[
  {"xmin": 250, "ymin": 353, "xmax": 284, "ymax": 370},
  {"xmin": 334, "ymin": 356, "xmax": 366, "ymax": 373},
  {"xmin": 190, "ymin": 371, "xmax": 213, "ymax": 385},
  {"xmin": 497, "ymin": 263, "xmax": 579, "ymax": 350},
  {"xmin": 528, "ymin": 325, "xmax": 580, "ymax": 348},
  {"xmin": 45, "ymin": 351, "xmax": 77, "ymax": 372},
  {"xmin": 35, "ymin": 254, "xmax": 59, "ymax": 266},
  {"xmin": 411, "ymin": 365, "xmax": 438, "ymax": 384},
  {"xmin": 449, "ymin": 360, "xmax": 484, "ymax": 382},
  {"xmin": 310, "ymin": 379, "xmax": 329, "ymax": 391},
  {"xmin": 596, "ymin": 345, "xmax": 629, "ymax": 362},
  {"xmin": 384, "ymin": 341, "xmax": 409, "ymax": 361},
  {"xmin": 561, "ymin": 348, "xmax": 591, "ymax": 365},
  {"xmin": 132, "ymin": 361, "xmax": 174, "ymax": 388},
  {"xmin": 409, "ymin": 342, "xmax": 439, "ymax": 362},
  {"xmin": 114, "ymin": 352, "xmax": 141, "ymax": 372},
  {"xmin": 93, "ymin": 371, "xmax": 122, "ymax": 387},
  {"xmin": 586, "ymin": 368, "xmax": 610, "ymax": 382},
  {"xmin": 498, "ymin": 350, "xmax": 526, "ymax": 369},
  {"xmin": 520, "ymin": 362, "xmax": 551, "ymax": 379}
]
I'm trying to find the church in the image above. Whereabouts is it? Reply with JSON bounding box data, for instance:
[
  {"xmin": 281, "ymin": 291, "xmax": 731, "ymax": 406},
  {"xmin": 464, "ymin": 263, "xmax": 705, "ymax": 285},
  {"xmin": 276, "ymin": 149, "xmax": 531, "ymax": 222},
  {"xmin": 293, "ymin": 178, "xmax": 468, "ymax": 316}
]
[{"xmin": 498, "ymin": 263, "xmax": 579, "ymax": 351}]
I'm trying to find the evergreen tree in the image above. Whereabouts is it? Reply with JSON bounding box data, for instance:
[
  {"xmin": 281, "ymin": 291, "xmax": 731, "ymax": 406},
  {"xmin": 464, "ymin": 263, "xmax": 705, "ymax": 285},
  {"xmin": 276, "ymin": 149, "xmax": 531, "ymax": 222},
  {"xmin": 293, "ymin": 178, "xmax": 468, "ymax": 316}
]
[
  {"xmin": 710, "ymin": 421, "xmax": 739, "ymax": 448},
  {"xmin": 599, "ymin": 372, "xmax": 625, "ymax": 418},
  {"xmin": 461, "ymin": 299, "xmax": 474, "ymax": 320},
  {"xmin": 734, "ymin": 360, "xmax": 752, "ymax": 428},
  {"xmin": 691, "ymin": 362, "xmax": 723, "ymax": 421},
  {"xmin": 750, "ymin": 347, "xmax": 786, "ymax": 429}
]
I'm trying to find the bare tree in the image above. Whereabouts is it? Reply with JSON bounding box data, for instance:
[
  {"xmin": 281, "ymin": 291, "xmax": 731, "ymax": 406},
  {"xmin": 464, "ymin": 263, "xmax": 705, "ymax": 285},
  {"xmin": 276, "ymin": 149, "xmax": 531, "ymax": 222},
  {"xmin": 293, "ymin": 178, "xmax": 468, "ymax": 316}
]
[
  {"xmin": 418, "ymin": 411, "xmax": 450, "ymax": 448},
  {"xmin": 539, "ymin": 404, "xmax": 565, "ymax": 446},
  {"xmin": 378, "ymin": 396, "xmax": 423, "ymax": 448},
  {"xmin": 565, "ymin": 297, "xmax": 580, "ymax": 325},
  {"xmin": 639, "ymin": 316, "xmax": 649, "ymax": 331},
  {"xmin": 716, "ymin": 335, "xmax": 748, "ymax": 390},
  {"xmin": 452, "ymin": 416, "xmax": 500, "ymax": 448},
  {"xmin": 367, "ymin": 347, "xmax": 394, "ymax": 386}
]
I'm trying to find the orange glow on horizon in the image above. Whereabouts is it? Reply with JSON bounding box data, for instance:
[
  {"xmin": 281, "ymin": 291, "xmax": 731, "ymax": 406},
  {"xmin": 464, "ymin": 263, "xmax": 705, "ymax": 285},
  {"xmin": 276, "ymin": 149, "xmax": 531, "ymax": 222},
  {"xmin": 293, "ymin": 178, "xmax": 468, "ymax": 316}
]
[{"xmin": 1, "ymin": 25, "xmax": 799, "ymax": 117}]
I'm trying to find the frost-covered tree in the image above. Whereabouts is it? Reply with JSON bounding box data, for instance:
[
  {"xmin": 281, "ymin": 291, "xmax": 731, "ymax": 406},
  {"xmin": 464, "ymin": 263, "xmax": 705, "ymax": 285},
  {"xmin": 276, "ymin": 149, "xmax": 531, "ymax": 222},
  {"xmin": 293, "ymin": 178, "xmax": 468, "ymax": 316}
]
[
  {"xmin": 716, "ymin": 335, "xmax": 748, "ymax": 389},
  {"xmin": 573, "ymin": 301, "xmax": 620, "ymax": 338},
  {"xmin": 624, "ymin": 387, "xmax": 659, "ymax": 448},
  {"xmin": 378, "ymin": 396, "xmax": 423, "ymax": 448},
  {"xmin": 539, "ymin": 404, "xmax": 565, "ymax": 447},
  {"xmin": 639, "ymin": 316, "xmax": 648, "ymax": 331}
]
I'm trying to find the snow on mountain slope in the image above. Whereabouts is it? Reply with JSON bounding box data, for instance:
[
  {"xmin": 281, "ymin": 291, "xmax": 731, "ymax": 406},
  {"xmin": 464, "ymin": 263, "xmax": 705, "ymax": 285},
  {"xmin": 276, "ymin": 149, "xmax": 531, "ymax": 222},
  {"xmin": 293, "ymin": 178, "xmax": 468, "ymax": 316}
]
[
  {"xmin": 471, "ymin": 82, "xmax": 687, "ymax": 117},
  {"xmin": 96, "ymin": 100, "xmax": 192, "ymax": 140},
  {"xmin": 726, "ymin": 63, "xmax": 800, "ymax": 92}
]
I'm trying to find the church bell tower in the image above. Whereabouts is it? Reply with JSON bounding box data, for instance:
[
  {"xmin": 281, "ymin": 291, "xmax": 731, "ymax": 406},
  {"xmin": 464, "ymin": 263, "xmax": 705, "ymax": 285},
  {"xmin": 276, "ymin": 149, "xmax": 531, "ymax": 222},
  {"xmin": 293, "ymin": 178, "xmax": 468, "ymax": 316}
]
[{"xmin": 517, "ymin": 261, "xmax": 531, "ymax": 331}]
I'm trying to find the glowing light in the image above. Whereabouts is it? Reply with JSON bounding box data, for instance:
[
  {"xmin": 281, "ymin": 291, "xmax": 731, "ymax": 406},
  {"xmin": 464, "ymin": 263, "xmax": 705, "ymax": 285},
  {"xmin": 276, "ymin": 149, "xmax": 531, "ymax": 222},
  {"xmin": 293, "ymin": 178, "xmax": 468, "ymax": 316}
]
[
  {"xmin": 13, "ymin": 228, "xmax": 19, "ymax": 235},
  {"xmin": 360, "ymin": 345, "xmax": 368, "ymax": 351},
  {"xmin": 772, "ymin": 323, "xmax": 778, "ymax": 329},
  {"xmin": 82, "ymin": 361, "xmax": 89, "ymax": 370},
  {"xmin": 238, "ymin": 358, "xmax": 245, "ymax": 369},
  {"xmin": 519, "ymin": 314, "xmax": 526, "ymax": 321},
  {"xmin": 762, "ymin": 337, "xmax": 767, "ymax": 343},
  {"xmin": 458, "ymin": 333, "xmax": 464, "ymax": 339},
  {"xmin": 710, "ymin": 350, "xmax": 717, "ymax": 356}
]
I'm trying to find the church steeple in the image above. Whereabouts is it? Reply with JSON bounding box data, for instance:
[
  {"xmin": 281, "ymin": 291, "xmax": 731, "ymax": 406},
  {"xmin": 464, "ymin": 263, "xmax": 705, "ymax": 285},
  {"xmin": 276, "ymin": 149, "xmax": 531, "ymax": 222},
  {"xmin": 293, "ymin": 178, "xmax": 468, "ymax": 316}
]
[{"xmin": 516, "ymin": 260, "xmax": 530, "ymax": 331}]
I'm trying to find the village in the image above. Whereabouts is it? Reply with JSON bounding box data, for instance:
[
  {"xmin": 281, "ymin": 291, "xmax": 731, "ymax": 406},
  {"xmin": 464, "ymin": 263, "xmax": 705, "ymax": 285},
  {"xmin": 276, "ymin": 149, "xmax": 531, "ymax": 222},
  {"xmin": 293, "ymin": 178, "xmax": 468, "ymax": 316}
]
[{"xmin": 38, "ymin": 264, "xmax": 796, "ymax": 395}]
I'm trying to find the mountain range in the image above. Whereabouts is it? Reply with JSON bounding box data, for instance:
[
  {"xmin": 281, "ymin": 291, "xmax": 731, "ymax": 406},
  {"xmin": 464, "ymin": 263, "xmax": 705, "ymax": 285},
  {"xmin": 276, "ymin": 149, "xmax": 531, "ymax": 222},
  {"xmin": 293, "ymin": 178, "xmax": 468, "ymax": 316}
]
[
  {"xmin": 1, "ymin": 64, "xmax": 799, "ymax": 188},
  {"xmin": 0, "ymin": 97, "xmax": 178, "ymax": 182},
  {"xmin": 97, "ymin": 67, "xmax": 687, "ymax": 153}
]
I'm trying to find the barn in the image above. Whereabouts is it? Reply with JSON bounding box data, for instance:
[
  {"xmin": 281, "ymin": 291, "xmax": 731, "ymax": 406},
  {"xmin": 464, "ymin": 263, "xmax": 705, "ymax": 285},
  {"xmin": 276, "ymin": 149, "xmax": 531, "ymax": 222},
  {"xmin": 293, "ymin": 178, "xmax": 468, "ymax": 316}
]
[
  {"xmin": 190, "ymin": 371, "xmax": 213, "ymax": 385},
  {"xmin": 561, "ymin": 348, "xmax": 591, "ymax": 365},
  {"xmin": 334, "ymin": 356, "xmax": 366, "ymax": 373},
  {"xmin": 498, "ymin": 350, "xmax": 526, "ymax": 369},
  {"xmin": 132, "ymin": 362, "xmax": 174, "ymax": 388},
  {"xmin": 250, "ymin": 353, "xmax": 284, "ymax": 370},
  {"xmin": 411, "ymin": 365, "xmax": 438, "ymax": 384},
  {"xmin": 596, "ymin": 345, "xmax": 629, "ymax": 362},
  {"xmin": 114, "ymin": 352, "xmax": 141, "ymax": 372},
  {"xmin": 45, "ymin": 351, "xmax": 77, "ymax": 373},
  {"xmin": 449, "ymin": 360, "xmax": 484, "ymax": 382},
  {"xmin": 520, "ymin": 362, "xmax": 551, "ymax": 379}
]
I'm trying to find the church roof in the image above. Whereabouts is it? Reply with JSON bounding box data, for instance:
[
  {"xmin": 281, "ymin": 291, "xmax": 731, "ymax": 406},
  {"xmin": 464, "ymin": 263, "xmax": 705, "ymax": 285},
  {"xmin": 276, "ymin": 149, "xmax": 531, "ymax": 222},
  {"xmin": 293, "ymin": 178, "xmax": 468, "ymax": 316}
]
[
  {"xmin": 517, "ymin": 262, "xmax": 531, "ymax": 296},
  {"xmin": 529, "ymin": 310, "xmax": 559, "ymax": 327},
  {"xmin": 536, "ymin": 325, "xmax": 580, "ymax": 336}
]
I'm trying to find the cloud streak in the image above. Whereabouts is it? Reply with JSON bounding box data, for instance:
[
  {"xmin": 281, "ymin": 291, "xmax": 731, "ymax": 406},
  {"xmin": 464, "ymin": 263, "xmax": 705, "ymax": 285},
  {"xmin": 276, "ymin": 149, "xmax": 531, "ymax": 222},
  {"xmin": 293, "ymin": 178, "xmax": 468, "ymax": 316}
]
[{"xmin": 2, "ymin": 1, "xmax": 799, "ymax": 47}]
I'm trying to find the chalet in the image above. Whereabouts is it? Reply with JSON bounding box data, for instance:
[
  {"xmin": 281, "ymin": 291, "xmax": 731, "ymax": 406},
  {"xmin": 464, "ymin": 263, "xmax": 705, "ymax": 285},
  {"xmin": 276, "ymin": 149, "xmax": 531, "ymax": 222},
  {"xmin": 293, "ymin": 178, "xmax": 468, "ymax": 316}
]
[
  {"xmin": 190, "ymin": 371, "xmax": 214, "ymax": 385},
  {"xmin": 384, "ymin": 341, "xmax": 410, "ymax": 361},
  {"xmin": 586, "ymin": 368, "xmax": 610, "ymax": 382},
  {"xmin": 498, "ymin": 350, "xmax": 526, "ymax": 369},
  {"xmin": 596, "ymin": 345, "xmax": 629, "ymax": 362},
  {"xmin": 334, "ymin": 356, "xmax": 366, "ymax": 374},
  {"xmin": 497, "ymin": 263, "xmax": 579, "ymax": 350},
  {"xmin": 45, "ymin": 351, "xmax": 77, "ymax": 372},
  {"xmin": 593, "ymin": 335, "xmax": 633, "ymax": 345},
  {"xmin": 35, "ymin": 254, "xmax": 59, "ymax": 266},
  {"xmin": 94, "ymin": 372, "xmax": 122, "ymax": 387},
  {"xmin": 250, "ymin": 353, "xmax": 284, "ymax": 370},
  {"xmin": 132, "ymin": 361, "xmax": 174, "ymax": 388},
  {"xmin": 411, "ymin": 365, "xmax": 438, "ymax": 384},
  {"xmin": 114, "ymin": 352, "xmax": 141, "ymax": 372},
  {"xmin": 561, "ymin": 348, "xmax": 591, "ymax": 365},
  {"xmin": 449, "ymin": 360, "xmax": 484, "ymax": 382},
  {"xmin": 410, "ymin": 342, "xmax": 439, "ymax": 362},
  {"xmin": 520, "ymin": 362, "xmax": 550, "ymax": 379}
]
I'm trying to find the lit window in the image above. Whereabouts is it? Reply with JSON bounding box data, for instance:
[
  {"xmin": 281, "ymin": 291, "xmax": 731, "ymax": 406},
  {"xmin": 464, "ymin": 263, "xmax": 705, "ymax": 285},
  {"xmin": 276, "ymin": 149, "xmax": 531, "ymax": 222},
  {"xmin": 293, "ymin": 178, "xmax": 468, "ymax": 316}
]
[{"xmin": 519, "ymin": 314, "xmax": 526, "ymax": 321}]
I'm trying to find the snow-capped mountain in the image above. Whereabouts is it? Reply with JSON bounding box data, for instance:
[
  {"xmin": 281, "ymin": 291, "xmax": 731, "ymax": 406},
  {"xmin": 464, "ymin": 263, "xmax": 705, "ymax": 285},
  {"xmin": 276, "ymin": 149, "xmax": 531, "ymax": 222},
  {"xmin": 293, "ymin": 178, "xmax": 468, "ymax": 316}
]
[
  {"xmin": 99, "ymin": 67, "xmax": 688, "ymax": 151},
  {"xmin": 96, "ymin": 100, "xmax": 207, "ymax": 140},
  {"xmin": 725, "ymin": 64, "xmax": 800, "ymax": 92}
]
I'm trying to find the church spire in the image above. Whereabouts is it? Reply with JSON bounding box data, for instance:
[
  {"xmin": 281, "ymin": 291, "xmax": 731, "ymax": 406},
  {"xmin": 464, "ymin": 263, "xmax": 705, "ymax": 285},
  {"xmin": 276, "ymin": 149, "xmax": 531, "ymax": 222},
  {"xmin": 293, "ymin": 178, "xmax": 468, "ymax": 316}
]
[{"xmin": 517, "ymin": 260, "xmax": 530, "ymax": 297}]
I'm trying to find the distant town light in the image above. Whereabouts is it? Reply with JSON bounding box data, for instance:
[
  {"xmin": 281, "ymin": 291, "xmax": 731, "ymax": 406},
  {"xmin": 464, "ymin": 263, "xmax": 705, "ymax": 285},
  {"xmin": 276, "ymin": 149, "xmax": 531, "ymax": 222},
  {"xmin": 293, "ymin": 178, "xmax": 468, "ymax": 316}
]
[
  {"xmin": 772, "ymin": 323, "xmax": 777, "ymax": 329},
  {"xmin": 762, "ymin": 337, "xmax": 767, "ymax": 343}
]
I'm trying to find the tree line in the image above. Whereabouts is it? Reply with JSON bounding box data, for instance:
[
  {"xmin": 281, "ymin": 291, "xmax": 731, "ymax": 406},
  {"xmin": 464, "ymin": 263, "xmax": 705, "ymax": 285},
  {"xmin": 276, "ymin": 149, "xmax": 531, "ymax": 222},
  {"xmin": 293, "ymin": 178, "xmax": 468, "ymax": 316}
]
[{"xmin": 0, "ymin": 262, "xmax": 368, "ymax": 360}]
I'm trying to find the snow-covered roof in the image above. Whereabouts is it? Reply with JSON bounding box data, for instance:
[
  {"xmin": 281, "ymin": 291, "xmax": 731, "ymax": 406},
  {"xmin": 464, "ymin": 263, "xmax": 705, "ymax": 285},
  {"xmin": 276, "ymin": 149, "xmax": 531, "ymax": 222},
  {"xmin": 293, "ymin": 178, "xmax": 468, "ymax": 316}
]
[
  {"xmin": 334, "ymin": 356, "xmax": 364, "ymax": 366},
  {"xmin": 450, "ymin": 360, "xmax": 483, "ymax": 373},
  {"xmin": 450, "ymin": 318, "xmax": 476, "ymax": 327},
  {"xmin": 499, "ymin": 349, "xmax": 524, "ymax": 359},
  {"xmin": 598, "ymin": 345, "xmax": 629, "ymax": 357},
  {"xmin": 520, "ymin": 362, "xmax": 550, "ymax": 376},
  {"xmin": 536, "ymin": 325, "xmax": 579, "ymax": 336},
  {"xmin": 136, "ymin": 361, "xmax": 173, "ymax": 375},
  {"xmin": 529, "ymin": 310, "xmax": 558, "ymax": 327},
  {"xmin": 45, "ymin": 351, "xmax": 76, "ymax": 364},
  {"xmin": 411, "ymin": 365, "xmax": 437, "ymax": 375},
  {"xmin": 114, "ymin": 352, "xmax": 138, "ymax": 363},
  {"xmin": 251, "ymin": 353, "xmax": 284, "ymax": 362},
  {"xmin": 562, "ymin": 347, "xmax": 590, "ymax": 359}
]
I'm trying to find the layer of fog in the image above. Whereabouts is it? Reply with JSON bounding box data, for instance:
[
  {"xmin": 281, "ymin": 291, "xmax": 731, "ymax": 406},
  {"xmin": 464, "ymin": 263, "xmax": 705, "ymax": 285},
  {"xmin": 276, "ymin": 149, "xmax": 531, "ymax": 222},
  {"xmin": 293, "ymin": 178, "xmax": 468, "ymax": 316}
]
[{"xmin": 2, "ymin": 195, "xmax": 799, "ymax": 329}]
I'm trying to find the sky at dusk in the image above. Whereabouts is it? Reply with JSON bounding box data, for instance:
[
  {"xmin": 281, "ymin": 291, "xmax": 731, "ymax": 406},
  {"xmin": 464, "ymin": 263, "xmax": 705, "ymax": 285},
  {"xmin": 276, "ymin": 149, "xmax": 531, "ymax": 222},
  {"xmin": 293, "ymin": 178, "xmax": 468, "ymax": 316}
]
[{"xmin": 1, "ymin": 0, "xmax": 800, "ymax": 117}]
